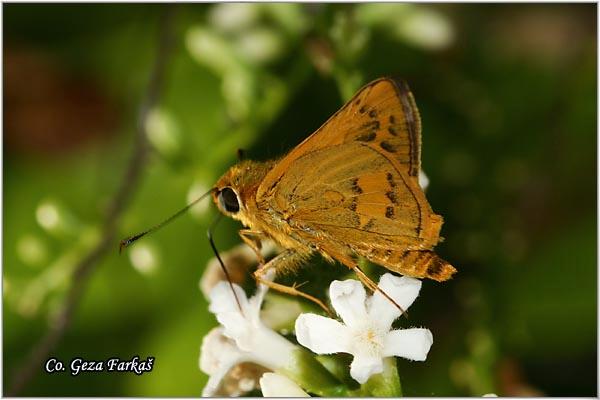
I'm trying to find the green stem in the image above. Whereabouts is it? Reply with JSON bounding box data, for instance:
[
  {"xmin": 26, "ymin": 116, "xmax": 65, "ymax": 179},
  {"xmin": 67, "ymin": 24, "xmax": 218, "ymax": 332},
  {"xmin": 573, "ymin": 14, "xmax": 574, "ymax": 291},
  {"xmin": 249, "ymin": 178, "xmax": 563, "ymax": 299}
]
[
  {"xmin": 353, "ymin": 358, "xmax": 403, "ymax": 397},
  {"xmin": 279, "ymin": 348, "xmax": 350, "ymax": 397}
]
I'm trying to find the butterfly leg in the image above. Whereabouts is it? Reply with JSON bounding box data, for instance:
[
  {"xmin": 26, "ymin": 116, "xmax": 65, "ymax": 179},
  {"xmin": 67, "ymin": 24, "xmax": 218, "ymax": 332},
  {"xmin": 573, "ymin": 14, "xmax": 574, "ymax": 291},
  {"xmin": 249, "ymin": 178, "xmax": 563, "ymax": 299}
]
[
  {"xmin": 253, "ymin": 250, "xmax": 331, "ymax": 315},
  {"xmin": 239, "ymin": 229, "xmax": 266, "ymax": 264}
]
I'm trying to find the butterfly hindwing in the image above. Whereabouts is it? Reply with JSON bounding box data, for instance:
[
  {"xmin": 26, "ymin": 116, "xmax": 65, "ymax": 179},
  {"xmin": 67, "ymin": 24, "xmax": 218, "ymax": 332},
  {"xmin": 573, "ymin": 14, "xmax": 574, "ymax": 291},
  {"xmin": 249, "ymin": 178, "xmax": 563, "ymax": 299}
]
[{"xmin": 266, "ymin": 142, "xmax": 441, "ymax": 249}]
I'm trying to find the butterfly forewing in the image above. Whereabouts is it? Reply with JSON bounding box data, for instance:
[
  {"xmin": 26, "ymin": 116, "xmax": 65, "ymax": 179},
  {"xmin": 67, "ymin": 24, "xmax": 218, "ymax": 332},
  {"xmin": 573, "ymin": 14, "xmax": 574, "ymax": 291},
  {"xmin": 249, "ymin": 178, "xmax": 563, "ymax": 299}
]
[
  {"xmin": 340, "ymin": 78, "xmax": 422, "ymax": 178},
  {"xmin": 257, "ymin": 78, "xmax": 421, "ymax": 202}
]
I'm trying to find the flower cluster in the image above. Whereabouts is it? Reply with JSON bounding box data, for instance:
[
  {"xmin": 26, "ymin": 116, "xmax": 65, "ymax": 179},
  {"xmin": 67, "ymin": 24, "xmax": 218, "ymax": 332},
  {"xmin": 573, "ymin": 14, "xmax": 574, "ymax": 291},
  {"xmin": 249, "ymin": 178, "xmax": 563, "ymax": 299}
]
[{"xmin": 199, "ymin": 271, "xmax": 433, "ymax": 396}]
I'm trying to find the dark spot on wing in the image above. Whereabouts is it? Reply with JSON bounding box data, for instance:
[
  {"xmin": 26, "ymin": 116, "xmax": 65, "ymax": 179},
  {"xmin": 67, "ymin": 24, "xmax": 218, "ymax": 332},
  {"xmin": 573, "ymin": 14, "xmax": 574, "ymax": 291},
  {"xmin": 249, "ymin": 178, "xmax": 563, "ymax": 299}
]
[
  {"xmin": 369, "ymin": 110, "xmax": 377, "ymax": 118},
  {"xmin": 385, "ymin": 206, "xmax": 395, "ymax": 219},
  {"xmin": 389, "ymin": 115, "xmax": 396, "ymax": 124},
  {"xmin": 349, "ymin": 199, "xmax": 358, "ymax": 211},
  {"xmin": 387, "ymin": 172, "xmax": 396, "ymax": 188},
  {"xmin": 388, "ymin": 126, "xmax": 397, "ymax": 136},
  {"xmin": 351, "ymin": 178, "xmax": 363, "ymax": 194},
  {"xmin": 386, "ymin": 190, "xmax": 398, "ymax": 205},
  {"xmin": 363, "ymin": 218, "xmax": 376, "ymax": 231},
  {"xmin": 359, "ymin": 106, "xmax": 367, "ymax": 114},
  {"xmin": 356, "ymin": 131, "xmax": 376, "ymax": 142},
  {"xmin": 380, "ymin": 141, "xmax": 398, "ymax": 153},
  {"xmin": 355, "ymin": 120, "xmax": 380, "ymax": 142},
  {"xmin": 426, "ymin": 257, "xmax": 444, "ymax": 277}
]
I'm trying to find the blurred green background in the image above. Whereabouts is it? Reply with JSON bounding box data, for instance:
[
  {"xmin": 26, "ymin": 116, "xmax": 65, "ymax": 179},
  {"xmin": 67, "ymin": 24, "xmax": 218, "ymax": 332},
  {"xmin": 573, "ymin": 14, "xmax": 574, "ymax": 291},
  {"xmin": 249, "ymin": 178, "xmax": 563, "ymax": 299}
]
[{"xmin": 3, "ymin": 3, "xmax": 596, "ymax": 396}]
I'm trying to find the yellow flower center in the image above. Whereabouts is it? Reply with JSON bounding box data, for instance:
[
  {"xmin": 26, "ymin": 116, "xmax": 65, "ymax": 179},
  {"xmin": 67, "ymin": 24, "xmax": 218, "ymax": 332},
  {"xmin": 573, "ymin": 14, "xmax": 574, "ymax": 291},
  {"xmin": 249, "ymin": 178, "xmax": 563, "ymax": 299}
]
[{"xmin": 352, "ymin": 324, "xmax": 384, "ymax": 357}]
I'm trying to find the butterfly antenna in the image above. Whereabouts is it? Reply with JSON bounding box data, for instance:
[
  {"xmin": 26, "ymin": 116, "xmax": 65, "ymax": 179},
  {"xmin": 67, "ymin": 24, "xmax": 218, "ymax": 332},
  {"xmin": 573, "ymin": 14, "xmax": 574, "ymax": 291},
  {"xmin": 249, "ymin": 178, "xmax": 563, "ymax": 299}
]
[
  {"xmin": 207, "ymin": 213, "xmax": 244, "ymax": 314},
  {"xmin": 119, "ymin": 188, "xmax": 215, "ymax": 253}
]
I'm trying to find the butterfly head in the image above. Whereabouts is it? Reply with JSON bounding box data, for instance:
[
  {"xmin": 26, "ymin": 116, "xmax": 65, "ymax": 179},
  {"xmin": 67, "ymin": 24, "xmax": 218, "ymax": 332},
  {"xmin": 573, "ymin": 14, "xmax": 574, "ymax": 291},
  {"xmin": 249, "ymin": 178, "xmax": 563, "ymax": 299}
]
[{"xmin": 212, "ymin": 159, "xmax": 276, "ymax": 224}]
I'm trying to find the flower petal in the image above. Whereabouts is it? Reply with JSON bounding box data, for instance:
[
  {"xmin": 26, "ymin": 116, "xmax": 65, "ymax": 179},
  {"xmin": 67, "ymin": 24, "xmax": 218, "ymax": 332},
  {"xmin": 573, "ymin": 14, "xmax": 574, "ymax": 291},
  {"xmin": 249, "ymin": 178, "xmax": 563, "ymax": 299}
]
[
  {"xmin": 200, "ymin": 327, "xmax": 247, "ymax": 396},
  {"xmin": 207, "ymin": 280, "xmax": 298, "ymax": 371},
  {"xmin": 329, "ymin": 279, "xmax": 368, "ymax": 327},
  {"xmin": 208, "ymin": 281, "xmax": 250, "ymax": 315},
  {"xmin": 202, "ymin": 371, "xmax": 228, "ymax": 397},
  {"xmin": 383, "ymin": 328, "xmax": 433, "ymax": 361},
  {"xmin": 367, "ymin": 274, "xmax": 422, "ymax": 331},
  {"xmin": 215, "ymin": 311, "xmax": 249, "ymax": 343},
  {"xmin": 244, "ymin": 327, "xmax": 298, "ymax": 370},
  {"xmin": 214, "ymin": 311, "xmax": 297, "ymax": 369},
  {"xmin": 259, "ymin": 372, "xmax": 309, "ymax": 397},
  {"xmin": 349, "ymin": 355, "xmax": 384, "ymax": 384},
  {"xmin": 200, "ymin": 328, "xmax": 239, "ymax": 374},
  {"xmin": 295, "ymin": 313, "xmax": 351, "ymax": 354},
  {"xmin": 248, "ymin": 284, "xmax": 269, "ymax": 324},
  {"xmin": 209, "ymin": 281, "xmax": 265, "ymax": 347}
]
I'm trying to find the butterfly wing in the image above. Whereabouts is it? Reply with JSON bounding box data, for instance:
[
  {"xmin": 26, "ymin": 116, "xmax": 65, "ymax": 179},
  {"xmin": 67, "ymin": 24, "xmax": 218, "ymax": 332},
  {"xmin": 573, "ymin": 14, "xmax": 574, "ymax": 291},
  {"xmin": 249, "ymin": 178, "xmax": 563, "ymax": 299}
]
[
  {"xmin": 256, "ymin": 77, "xmax": 421, "ymax": 201},
  {"xmin": 263, "ymin": 141, "xmax": 441, "ymax": 250},
  {"xmin": 256, "ymin": 78, "xmax": 454, "ymax": 280}
]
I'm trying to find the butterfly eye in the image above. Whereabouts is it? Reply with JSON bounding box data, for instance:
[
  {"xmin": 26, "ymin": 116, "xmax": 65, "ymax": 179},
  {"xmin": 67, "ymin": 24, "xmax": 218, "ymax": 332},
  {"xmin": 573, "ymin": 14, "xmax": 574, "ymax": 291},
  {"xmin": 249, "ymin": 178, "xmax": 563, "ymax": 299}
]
[{"xmin": 218, "ymin": 187, "xmax": 240, "ymax": 213}]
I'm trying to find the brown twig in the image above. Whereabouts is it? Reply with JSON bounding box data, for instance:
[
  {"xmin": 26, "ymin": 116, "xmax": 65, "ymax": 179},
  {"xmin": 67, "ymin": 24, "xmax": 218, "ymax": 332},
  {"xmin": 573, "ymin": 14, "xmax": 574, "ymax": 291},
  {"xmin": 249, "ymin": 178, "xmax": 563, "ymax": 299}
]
[{"xmin": 7, "ymin": 6, "xmax": 177, "ymax": 396}]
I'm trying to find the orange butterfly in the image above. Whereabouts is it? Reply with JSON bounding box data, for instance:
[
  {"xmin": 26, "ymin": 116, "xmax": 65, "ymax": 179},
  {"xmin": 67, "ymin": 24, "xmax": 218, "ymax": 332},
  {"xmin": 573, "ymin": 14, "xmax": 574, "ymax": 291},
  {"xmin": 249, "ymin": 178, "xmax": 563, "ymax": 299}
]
[{"xmin": 212, "ymin": 77, "xmax": 456, "ymax": 311}]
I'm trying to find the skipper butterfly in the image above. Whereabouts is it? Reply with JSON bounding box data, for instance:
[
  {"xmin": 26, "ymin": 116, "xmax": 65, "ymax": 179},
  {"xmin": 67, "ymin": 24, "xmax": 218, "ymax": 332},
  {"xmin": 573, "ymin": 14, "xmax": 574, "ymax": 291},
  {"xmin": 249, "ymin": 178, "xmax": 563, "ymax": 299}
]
[{"xmin": 211, "ymin": 77, "xmax": 456, "ymax": 311}]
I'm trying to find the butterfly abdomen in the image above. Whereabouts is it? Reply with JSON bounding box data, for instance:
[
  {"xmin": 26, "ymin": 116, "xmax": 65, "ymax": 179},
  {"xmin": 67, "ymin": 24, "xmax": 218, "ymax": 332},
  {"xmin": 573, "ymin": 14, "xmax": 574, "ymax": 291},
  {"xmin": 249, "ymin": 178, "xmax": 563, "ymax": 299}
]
[{"xmin": 365, "ymin": 248, "xmax": 456, "ymax": 282}]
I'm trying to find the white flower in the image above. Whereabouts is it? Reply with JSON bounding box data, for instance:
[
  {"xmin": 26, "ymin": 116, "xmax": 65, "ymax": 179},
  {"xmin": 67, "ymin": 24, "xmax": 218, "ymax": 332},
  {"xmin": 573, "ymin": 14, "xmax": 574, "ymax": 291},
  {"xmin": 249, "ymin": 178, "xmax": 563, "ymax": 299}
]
[
  {"xmin": 259, "ymin": 372, "xmax": 310, "ymax": 397},
  {"xmin": 200, "ymin": 327, "xmax": 261, "ymax": 396},
  {"xmin": 295, "ymin": 273, "xmax": 433, "ymax": 384},
  {"xmin": 200, "ymin": 279, "xmax": 297, "ymax": 396}
]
